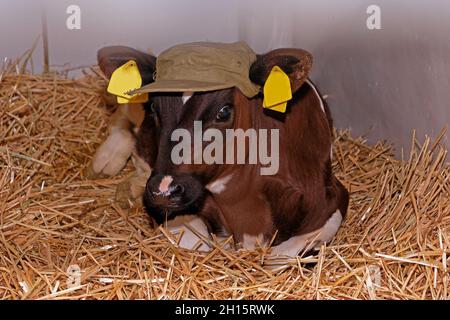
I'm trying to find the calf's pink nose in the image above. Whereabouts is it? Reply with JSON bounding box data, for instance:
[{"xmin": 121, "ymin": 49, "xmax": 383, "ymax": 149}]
[{"xmin": 158, "ymin": 176, "xmax": 173, "ymax": 195}]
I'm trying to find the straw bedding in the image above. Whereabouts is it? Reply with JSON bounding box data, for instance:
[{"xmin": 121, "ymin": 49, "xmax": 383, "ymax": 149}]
[{"xmin": 0, "ymin": 66, "xmax": 449, "ymax": 300}]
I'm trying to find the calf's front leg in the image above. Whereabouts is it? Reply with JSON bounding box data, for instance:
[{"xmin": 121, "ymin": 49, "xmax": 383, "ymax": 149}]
[
  {"xmin": 115, "ymin": 150, "xmax": 151, "ymax": 208},
  {"xmin": 88, "ymin": 103, "xmax": 144, "ymax": 178}
]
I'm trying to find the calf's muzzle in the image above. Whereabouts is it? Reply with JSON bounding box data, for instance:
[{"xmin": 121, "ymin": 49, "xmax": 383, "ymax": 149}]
[{"xmin": 143, "ymin": 173, "xmax": 205, "ymax": 224}]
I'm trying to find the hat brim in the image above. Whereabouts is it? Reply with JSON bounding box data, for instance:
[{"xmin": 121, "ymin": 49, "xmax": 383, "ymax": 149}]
[{"xmin": 129, "ymin": 80, "xmax": 235, "ymax": 95}]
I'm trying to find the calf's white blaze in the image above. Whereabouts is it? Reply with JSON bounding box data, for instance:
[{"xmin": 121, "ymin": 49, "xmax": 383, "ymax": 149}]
[{"xmin": 158, "ymin": 175, "xmax": 173, "ymax": 194}]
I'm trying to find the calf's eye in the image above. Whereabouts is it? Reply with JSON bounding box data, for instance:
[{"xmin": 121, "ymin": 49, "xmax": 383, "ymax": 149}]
[
  {"xmin": 216, "ymin": 105, "xmax": 233, "ymax": 122},
  {"xmin": 148, "ymin": 102, "xmax": 155, "ymax": 113},
  {"xmin": 148, "ymin": 102, "xmax": 159, "ymax": 117}
]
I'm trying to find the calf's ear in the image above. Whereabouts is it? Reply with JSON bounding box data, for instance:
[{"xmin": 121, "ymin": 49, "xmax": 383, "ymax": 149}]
[
  {"xmin": 249, "ymin": 48, "xmax": 313, "ymax": 94},
  {"xmin": 97, "ymin": 46, "xmax": 156, "ymax": 85}
]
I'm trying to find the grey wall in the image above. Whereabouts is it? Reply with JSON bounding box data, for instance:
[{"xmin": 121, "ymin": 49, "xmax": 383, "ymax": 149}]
[{"xmin": 1, "ymin": 0, "xmax": 449, "ymax": 156}]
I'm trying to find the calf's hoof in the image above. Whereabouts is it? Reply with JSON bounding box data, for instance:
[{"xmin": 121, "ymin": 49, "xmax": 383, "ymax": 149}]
[
  {"xmin": 115, "ymin": 175, "xmax": 146, "ymax": 209},
  {"xmin": 91, "ymin": 129, "xmax": 135, "ymax": 177},
  {"xmin": 84, "ymin": 162, "xmax": 107, "ymax": 180},
  {"xmin": 115, "ymin": 180, "xmax": 137, "ymax": 209}
]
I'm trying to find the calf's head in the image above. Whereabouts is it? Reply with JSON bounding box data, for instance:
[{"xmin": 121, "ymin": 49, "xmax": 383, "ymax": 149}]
[
  {"xmin": 140, "ymin": 89, "xmax": 235, "ymax": 221},
  {"xmin": 133, "ymin": 46, "xmax": 313, "ymax": 224}
]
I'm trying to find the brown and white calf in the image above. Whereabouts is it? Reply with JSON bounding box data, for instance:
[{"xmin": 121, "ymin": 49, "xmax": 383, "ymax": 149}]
[{"xmin": 94, "ymin": 46, "xmax": 349, "ymax": 261}]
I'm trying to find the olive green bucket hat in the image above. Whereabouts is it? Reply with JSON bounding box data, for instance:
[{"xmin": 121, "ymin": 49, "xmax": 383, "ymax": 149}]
[{"xmin": 131, "ymin": 41, "xmax": 260, "ymax": 98}]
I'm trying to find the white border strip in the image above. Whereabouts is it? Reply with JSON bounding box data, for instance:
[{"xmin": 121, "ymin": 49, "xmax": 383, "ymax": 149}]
[{"xmin": 305, "ymin": 79, "xmax": 325, "ymax": 114}]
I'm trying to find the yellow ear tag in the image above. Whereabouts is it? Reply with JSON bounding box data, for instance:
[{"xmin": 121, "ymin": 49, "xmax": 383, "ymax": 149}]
[
  {"xmin": 107, "ymin": 60, "xmax": 148, "ymax": 104},
  {"xmin": 263, "ymin": 66, "xmax": 292, "ymax": 113},
  {"xmin": 116, "ymin": 94, "xmax": 148, "ymax": 104}
]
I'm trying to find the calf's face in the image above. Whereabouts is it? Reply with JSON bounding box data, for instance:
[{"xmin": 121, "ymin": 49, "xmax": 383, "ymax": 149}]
[
  {"xmin": 137, "ymin": 48, "xmax": 313, "ymax": 224},
  {"xmin": 140, "ymin": 89, "xmax": 242, "ymax": 223}
]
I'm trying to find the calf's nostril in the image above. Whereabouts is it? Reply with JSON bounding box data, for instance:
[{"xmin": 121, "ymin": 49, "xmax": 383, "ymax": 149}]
[
  {"xmin": 169, "ymin": 184, "xmax": 184, "ymax": 196},
  {"xmin": 151, "ymin": 190, "xmax": 160, "ymax": 197}
]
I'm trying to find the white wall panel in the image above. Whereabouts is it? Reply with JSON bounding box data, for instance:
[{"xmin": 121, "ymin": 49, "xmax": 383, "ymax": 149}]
[{"xmin": 1, "ymin": 0, "xmax": 449, "ymax": 155}]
